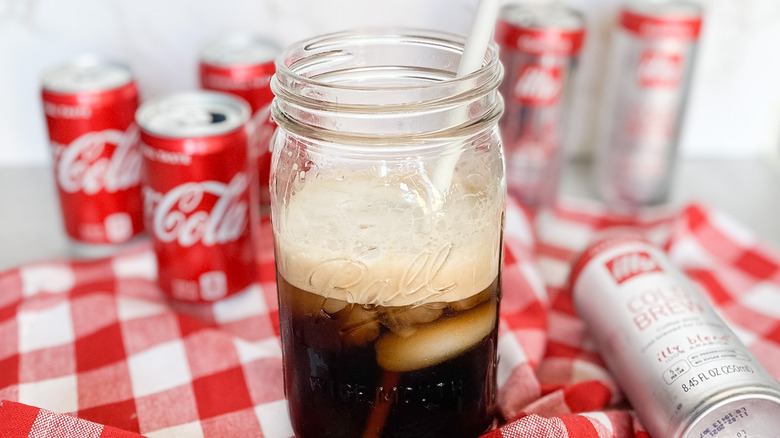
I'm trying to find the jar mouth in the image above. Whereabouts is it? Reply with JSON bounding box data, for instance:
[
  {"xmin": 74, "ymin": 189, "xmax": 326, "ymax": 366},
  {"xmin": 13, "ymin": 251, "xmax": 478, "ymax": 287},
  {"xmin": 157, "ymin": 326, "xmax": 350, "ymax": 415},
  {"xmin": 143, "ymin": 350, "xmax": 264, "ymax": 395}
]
[
  {"xmin": 271, "ymin": 28, "xmax": 503, "ymax": 142},
  {"xmin": 272, "ymin": 27, "xmax": 502, "ymax": 108}
]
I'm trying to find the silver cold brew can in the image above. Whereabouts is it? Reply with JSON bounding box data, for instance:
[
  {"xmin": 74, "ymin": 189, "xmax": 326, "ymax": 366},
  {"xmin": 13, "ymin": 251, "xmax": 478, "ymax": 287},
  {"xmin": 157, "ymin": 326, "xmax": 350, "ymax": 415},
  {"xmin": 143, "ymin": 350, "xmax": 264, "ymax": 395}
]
[
  {"xmin": 496, "ymin": 2, "xmax": 585, "ymax": 207},
  {"xmin": 570, "ymin": 235, "xmax": 780, "ymax": 438},
  {"xmin": 595, "ymin": 1, "xmax": 702, "ymax": 210}
]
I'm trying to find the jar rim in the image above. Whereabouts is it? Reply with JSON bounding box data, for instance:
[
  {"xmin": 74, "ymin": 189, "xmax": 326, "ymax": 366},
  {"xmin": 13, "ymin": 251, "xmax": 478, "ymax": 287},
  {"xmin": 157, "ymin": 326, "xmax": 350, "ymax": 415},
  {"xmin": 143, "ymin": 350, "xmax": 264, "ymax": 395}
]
[
  {"xmin": 273, "ymin": 27, "xmax": 500, "ymax": 94},
  {"xmin": 270, "ymin": 27, "xmax": 503, "ymax": 143}
]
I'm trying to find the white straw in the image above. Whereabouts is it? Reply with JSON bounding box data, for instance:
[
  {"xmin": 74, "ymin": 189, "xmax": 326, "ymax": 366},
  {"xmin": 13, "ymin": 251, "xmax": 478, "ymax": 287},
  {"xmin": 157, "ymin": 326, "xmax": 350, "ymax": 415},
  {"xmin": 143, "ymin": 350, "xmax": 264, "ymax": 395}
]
[
  {"xmin": 432, "ymin": 0, "xmax": 501, "ymax": 195},
  {"xmin": 458, "ymin": 0, "xmax": 502, "ymax": 78}
]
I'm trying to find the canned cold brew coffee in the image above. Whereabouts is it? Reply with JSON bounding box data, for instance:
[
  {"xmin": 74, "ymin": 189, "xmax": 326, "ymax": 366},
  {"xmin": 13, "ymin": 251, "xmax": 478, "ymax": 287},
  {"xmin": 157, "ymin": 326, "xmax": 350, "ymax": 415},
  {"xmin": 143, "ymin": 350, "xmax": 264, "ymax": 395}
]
[
  {"xmin": 570, "ymin": 235, "xmax": 780, "ymax": 438},
  {"xmin": 496, "ymin": 2, "xmax": 585, "ymax": 207},
  {"xmin": 595, "ymin": 1, "xmax": 702, "ymax": 210}
]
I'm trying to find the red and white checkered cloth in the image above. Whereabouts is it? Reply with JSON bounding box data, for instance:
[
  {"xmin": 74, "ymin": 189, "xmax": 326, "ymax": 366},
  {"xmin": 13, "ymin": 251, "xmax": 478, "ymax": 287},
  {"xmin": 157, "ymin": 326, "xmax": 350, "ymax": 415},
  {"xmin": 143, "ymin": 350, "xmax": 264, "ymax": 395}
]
[{"xmin": 2, "ymin": 198, "xmax": 780, "ymax": 437}]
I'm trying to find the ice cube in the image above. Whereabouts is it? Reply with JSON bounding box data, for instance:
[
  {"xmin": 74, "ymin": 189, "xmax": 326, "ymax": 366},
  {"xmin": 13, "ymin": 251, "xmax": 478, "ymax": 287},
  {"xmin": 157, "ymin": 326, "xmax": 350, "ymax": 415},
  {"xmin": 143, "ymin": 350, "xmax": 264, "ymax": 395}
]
[
  {"xmin": 380, "ymin": 304, "xmax": 444, "ymax": 337},
  {"xmin": 290, "ymin": 287, "xmax": 348, "ymax": 318},
  {"xmin": 339, "ymin": 305, "xmax": 380, "ymax": 346},
  {"xmin": 375, "ymin": 301, "xmax": 497, "ymax": 372},
  {"xmin": 448, "ymin": 288, "xmax": 490, "ymax": 312},
  {"xmin": 322, "ymin": 297, "xmax": 349, "ymax": 315}
]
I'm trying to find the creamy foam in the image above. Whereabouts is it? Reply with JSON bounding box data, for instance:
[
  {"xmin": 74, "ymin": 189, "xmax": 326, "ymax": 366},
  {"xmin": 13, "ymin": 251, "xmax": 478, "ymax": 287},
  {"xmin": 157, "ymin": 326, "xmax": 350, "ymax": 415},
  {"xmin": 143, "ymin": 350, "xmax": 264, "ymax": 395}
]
[{"xmin": 274, "ymin": 171, "xmax": 503, "ymax": 306}]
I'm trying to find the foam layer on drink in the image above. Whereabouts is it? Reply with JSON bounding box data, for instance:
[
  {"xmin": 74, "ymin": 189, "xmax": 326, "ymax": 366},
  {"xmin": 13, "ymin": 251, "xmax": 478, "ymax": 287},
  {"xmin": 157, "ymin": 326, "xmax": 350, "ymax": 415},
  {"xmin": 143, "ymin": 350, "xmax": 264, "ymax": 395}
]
[{"xmin": 274, "ymin": 171, "xmax": 503, "ymax": 307}]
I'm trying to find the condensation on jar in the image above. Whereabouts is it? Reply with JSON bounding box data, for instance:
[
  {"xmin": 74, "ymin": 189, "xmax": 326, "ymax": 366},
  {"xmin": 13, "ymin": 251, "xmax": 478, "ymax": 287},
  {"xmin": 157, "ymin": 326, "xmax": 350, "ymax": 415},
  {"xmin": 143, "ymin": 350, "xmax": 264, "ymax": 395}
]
[{"xmin": 269, "ymin": 29, "xmax": 506, "ymax": 438}]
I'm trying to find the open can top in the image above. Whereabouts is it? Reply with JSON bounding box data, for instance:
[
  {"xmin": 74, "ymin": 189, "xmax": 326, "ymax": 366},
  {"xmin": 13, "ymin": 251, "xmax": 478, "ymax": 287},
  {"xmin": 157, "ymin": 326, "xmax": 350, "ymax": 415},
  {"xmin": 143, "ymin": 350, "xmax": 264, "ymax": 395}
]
[
  {"xmin": 42, "ymin": 55, "xmax": 134, "ymax": 94},
  {"xmin": 135, "ymin": 91, "xmax": 250, "ymax": 139}
]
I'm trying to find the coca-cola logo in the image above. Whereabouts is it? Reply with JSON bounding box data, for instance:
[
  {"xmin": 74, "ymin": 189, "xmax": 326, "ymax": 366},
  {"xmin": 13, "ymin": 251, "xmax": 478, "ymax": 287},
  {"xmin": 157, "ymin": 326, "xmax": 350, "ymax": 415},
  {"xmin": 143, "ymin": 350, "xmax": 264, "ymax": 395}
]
[
  {"xmin": 637, "ymin": 50, "xmax": 683, "ymax": 88},
  {"xmin": 53, "ymin": 125, "xmax": 142, "ymax": 194},
  {"xmin": 514, "ymin": 64, "xmax": 562, "ymax": 106},
  {"xmin": 145, "ymin": 173, "xmax": 249, "ymax": 247},
  {"xmin": 605, "ymin": 250, "xmax": 662, "ymax": 284}
]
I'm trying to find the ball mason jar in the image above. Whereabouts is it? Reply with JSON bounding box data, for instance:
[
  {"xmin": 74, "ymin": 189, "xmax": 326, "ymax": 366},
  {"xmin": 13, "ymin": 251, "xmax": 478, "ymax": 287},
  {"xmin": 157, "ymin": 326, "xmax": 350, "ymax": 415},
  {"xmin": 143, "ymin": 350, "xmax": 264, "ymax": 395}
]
[{"xmin": 270, "ymin": 29, "xmax": 505, "ymax": 438}]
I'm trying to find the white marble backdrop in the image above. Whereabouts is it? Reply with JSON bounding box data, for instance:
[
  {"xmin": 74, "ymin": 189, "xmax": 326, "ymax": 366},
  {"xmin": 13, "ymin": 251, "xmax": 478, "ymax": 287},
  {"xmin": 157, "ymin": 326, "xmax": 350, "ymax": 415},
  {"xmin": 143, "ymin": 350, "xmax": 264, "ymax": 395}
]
[{"xmin": 1, "ymin": 0, "xmax": 779, "ymax": 165}]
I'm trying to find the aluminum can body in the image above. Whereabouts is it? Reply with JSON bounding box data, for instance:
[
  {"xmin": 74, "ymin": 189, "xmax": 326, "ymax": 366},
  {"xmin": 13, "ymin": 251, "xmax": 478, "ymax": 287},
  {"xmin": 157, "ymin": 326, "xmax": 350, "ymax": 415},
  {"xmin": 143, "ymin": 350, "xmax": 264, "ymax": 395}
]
[
  {"xmin": 570, "ymin": 236, "xmax": 780, "ymax": 438},
  {"xmin": 596, "ymin": 1, "xmax": 702, "ymax": 210},
  {"xmin": 199, "ymin": 34, "xmax": 281, "ymax": 209},
  {"xmin": 137, "ymin": 92, "xmax": 256, "ymax": 302},
  {"xmin": 41, "ymin": 56, "xmax": 144, "ymax": 252},
  {"xmin": 496, "ymin": 3, "xmax": 585, "ymax": 207}
]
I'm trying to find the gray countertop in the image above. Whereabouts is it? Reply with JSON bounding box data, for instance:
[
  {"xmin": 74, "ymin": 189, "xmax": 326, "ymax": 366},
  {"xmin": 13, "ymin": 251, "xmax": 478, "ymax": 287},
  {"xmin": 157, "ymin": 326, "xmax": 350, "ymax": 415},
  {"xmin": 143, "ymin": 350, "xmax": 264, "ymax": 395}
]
[{"xmin": 1, "ymin": 159, "xmax": 779, "ymax": 272}]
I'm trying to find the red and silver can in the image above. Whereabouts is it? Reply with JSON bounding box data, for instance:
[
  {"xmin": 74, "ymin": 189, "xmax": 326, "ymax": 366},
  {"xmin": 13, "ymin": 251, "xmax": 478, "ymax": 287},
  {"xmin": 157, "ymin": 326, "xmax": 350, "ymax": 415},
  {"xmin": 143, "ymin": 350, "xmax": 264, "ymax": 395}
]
[
  {"xmin": 41, "ymin": 56, "xmax": 144, "ymax": 255},
  {"xmin": 199, "ymin": 34, "xmax": 281, "ymax": 209},
  {"xmin": 570, "ymin": 235, "xmax": 780, "ymax": 438},
  {"xmin": 595, "ymin": 1, "xmax": 703, "ymax": 210},
  {"xmin": 495, "ymin": 3, "xmax": 585, "ymax": 207},
  {"xmin": 137, "ymin": 92, "xmax": 256, "ymax": 302}
]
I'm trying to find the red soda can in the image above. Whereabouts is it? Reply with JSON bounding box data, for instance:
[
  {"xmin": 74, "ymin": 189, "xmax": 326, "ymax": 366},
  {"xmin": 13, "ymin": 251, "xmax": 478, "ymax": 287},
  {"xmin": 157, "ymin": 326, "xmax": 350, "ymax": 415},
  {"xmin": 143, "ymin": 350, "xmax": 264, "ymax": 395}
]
[
  {"xmin": 199, "ymin": 34, "xmax": 281, "ymax": 209},
  {"xmin": 496, "ymin": 3, "xmax": 585, "ymax": 207},
  {"xmin": 569, "ymin": 234, "xmax": 780, "ymax": 437},
  {"xmin": 136, "ymin": 92, "xmax": 256, "ymax": 302},
  {"xmin": 596, "ymin": 1, "xmax": 703, "ymax": 210},
  {"xmin": 41, "ymin": 56, "xmax": 144, "ymax": 255}
]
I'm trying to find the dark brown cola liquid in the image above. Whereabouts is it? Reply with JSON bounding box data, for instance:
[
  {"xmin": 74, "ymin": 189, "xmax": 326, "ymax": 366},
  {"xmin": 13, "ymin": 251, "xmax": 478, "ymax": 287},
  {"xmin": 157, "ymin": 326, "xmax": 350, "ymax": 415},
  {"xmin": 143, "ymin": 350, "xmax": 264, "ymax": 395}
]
[{"xmin": 276, "ymin": 274, "xmax": 500, "ymax": 438}]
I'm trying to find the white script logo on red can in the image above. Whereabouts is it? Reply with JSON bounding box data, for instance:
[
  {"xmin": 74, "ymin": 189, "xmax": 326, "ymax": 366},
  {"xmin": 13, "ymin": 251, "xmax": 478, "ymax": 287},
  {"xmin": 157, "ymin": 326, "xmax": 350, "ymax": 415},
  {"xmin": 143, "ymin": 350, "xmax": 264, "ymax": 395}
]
[
  {"xmin": 144, "ymin": 173, "xmax": 250, "ymax": 248},
  {"xmin": 605, "ymin": 250, "xmax": 663, "ymax": 284},
  {"xmin": 637, "ymin": 50, "xmax": 683, "ymax": 88},
  {"xmin": 514, "ymin": 64, "xmax": 563, "ymax": 106},
  {"xmin": 53, "ymin": 124, "xmax": 142, "ymax": 195}
]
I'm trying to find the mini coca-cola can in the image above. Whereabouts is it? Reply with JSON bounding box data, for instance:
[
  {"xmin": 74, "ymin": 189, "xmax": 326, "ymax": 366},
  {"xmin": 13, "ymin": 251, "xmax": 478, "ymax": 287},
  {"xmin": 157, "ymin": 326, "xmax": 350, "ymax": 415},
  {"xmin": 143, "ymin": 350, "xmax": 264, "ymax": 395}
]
[
  {"xmin": 41, "ymin": 56, "xmax": 144, "ymax": 255},
  {"xmin": 137, "ymin": 91, "xmax": 256, "ymax": 302},
  {"xmin": 595, "ymin": 1, "xmax": 702, "ymax": 210},
  {"xmin": 570, "ymin": 235, "xmax": 780, "ymax": 437},
  {"xmin": 496, "ymin": 2, "xmax": 585, "ymax": 207},
  {"xmin": 199, "ymin": 34, "xmax": 281, "ymax": 209}
]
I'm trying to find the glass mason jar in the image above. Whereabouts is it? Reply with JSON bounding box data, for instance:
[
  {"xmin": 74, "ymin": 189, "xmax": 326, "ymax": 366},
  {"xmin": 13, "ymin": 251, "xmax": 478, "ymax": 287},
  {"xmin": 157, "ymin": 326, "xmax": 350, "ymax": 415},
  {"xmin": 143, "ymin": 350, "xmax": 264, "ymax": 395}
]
[{"xmin": 270, "ymin": 29, "xmax": 505, "ymax": 438}]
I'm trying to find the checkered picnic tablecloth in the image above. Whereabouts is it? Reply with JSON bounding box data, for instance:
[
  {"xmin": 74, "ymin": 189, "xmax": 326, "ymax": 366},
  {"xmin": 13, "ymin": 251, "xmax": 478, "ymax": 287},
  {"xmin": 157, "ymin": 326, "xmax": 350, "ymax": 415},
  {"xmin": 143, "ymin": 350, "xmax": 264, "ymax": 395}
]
[{"xmin": 2, "ymin": 198, "xmax": 780, "ymax": 437}]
